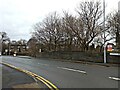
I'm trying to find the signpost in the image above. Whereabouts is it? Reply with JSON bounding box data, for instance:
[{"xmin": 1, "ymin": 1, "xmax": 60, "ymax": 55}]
[
  {"xmin": 110, "ymin": 53, "xmax": 120, "ymax": 56},
  {"xmin": 103, "ymin": 0, "xmax": 106, "ymax": 63}
]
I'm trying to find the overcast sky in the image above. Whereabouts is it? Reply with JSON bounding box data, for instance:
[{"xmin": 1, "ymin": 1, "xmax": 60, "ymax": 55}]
[{"xmin": 0, "ymin": 0, "xmax": 120, "ymax": 41}]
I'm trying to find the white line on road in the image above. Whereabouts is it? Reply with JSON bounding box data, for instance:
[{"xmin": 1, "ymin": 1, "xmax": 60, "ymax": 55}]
[
  {"xmin": 38, "ymin": 63, "xmax": 49, "ymax": 66},
  {"xmin": 57, "ymin": 67, "xmax": 87, "ymax": 74},
  {"xmin": 109, "ymin": 77, "xmax": 120, "ymax": 81}
]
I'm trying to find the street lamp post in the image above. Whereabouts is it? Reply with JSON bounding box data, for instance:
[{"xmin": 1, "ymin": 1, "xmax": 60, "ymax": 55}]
[{"xmin": 103, "ymin": 0, "xmax": 107, "ymax": 63}]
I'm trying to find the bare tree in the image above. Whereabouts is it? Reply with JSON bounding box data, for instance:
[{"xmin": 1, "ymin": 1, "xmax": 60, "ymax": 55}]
[
  {"xmin": 32, "ymin": 1, "xmax": 112, "ymax": 52},
  {"xmin": 27, "ymin": 37, "xmax": 38, "ymax": 57},
  {"xmin": 0, "ymin": 32, "xmax": 10, "ymax": 54},
  {"xmin": 75, "ymin": 1, "xmax": 103, "ymax": 51},
  {"xmin": 0, "ymin": 32, "xmax": 10, "ymax": 43},
  {"xmin": 61, "ymin": 11, "xmax": 77, "ymax": 51},
  {"xmin": 33, "ymin": 12, "xmax": 63, "ymax": 51},
  {"xmin": 107, "ymin": 12, "xmax": 120, "ymax": 49}
]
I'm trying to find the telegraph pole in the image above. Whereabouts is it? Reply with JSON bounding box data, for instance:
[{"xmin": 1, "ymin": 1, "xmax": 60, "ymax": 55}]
[{"xmin": 103, "ymin": 0, "xmax": 107, "ymax": 63}]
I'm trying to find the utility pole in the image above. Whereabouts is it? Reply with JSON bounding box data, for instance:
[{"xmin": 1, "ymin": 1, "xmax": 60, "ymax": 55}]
[{"xmin": 103, "ymin": 0, "xmax": 107, "ymax": 63}]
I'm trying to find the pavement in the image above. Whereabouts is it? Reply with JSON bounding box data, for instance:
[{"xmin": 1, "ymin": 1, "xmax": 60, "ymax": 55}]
[
  {"xmin": 1, "ymin": 63, "xmax": 48, "ymax": 89},
  {"xmin": 1, "ymin": 56, "xmax": 120, "ymax": 89}
]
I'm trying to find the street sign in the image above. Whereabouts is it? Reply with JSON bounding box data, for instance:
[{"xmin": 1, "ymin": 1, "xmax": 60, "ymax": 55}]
[
  {"xmin": 107, "ymin": 45, "xmax": 112, "ymax": 51},
  {"xmin": 110, "ymin": 53, "xmax": 120, "ymax": 56}
]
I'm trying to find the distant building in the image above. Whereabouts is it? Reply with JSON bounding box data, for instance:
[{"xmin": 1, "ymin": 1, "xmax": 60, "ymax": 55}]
[{"xmin": 10, "ymin": 40, "xmax": 27, "ymax": 55}]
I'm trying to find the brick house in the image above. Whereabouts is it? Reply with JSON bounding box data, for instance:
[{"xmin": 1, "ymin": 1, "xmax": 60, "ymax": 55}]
[{"xmin": 10, "ymin": 40, "xmax": 28, "ymax": 55}]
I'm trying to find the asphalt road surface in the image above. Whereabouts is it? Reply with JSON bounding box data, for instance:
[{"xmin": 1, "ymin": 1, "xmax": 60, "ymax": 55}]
[{"xmin": 1, "ymin": 56, "xmax": 120, "ymax": 89}]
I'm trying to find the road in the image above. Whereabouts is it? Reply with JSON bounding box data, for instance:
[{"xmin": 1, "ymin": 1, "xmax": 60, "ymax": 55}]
[{"xmin": 2, "ymin": 56, "xmax": 119, "ymax": 89}]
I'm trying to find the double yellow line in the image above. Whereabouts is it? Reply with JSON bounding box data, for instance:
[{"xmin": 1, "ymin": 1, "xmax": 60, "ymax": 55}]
[{"xmin": 1, "ymin": 62, "xmax": 59, "ymax": 90}]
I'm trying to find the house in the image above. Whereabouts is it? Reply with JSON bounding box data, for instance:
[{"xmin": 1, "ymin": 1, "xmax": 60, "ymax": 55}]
[{"xmin": 10, "ymin": 40, "xmax": 28, "ymax": 55}]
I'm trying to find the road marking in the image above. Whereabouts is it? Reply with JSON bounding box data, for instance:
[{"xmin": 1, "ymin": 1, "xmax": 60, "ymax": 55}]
[
  {"xmin": 57, "ymin": 67, "xmax": 87, "ymax": 74},
  {"xmin": 1, "ymin": 62, "xmax": 59, "ymax": 90},
  {"xmin": 109, "ymin": 77, "xmax": 120, "ymax": 81},
  {"xmin": 38, "ymin": 63, "xmax": 49, "ymax": 66}
]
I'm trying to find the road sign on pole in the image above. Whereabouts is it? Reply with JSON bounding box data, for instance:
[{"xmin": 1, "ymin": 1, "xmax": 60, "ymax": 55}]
[{"xmin": 107, "ymin": 45, "xmax": 113, "ymax": 52}]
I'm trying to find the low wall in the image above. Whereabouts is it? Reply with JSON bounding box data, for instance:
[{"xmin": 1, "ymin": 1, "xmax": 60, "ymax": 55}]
[{"xmin": 36, "ymin": 51, "xmax": 119, "ymax": 64}]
